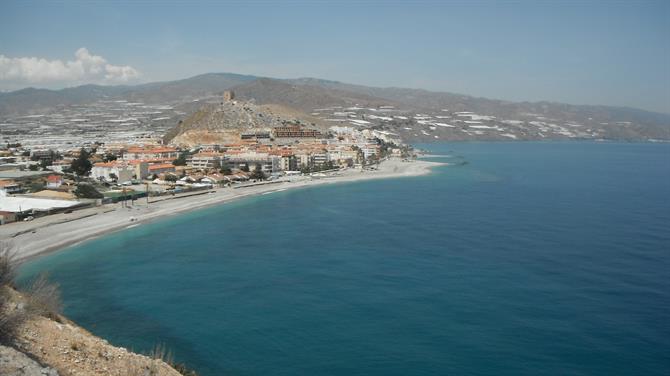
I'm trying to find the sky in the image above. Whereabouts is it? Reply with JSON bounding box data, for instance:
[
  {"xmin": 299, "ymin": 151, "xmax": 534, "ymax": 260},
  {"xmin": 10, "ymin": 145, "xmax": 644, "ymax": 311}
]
[{"xmin": 1, "ymin": 0, "xmax": 669, "ymax": 113}]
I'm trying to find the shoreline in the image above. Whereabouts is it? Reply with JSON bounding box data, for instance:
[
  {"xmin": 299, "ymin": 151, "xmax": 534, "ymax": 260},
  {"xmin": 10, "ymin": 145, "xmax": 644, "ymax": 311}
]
[{"xmin": 2, "ymin": 158, "xmax": 445, "ymax": 264}]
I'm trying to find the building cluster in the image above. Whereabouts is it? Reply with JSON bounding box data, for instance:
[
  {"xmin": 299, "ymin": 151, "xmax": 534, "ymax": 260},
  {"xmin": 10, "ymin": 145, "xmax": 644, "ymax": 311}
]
[
  {"xmin": 183, "ymin": 124, "xmax": 402, "ymax": 175},
  {"xmin": 0, "ymin": 122, "xmax": 406, "ymax": 225}
]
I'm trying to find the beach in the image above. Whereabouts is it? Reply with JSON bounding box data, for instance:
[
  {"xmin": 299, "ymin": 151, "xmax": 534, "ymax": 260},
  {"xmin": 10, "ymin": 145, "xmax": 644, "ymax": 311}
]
[{"xmin": 1, "ymin": 158, "xmax": 443, "ymax": 262}]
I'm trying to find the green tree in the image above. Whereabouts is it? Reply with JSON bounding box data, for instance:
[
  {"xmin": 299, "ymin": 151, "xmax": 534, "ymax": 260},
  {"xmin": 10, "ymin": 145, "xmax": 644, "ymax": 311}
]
[
  {"xmin": 172, "ymin": 152, "xmax": 188, "ymax": 166},
  {"xmin": 70, "ymin": 148, "xmax": 93, "ymax": 177},
  {"xmin": 351, "ymin": 145, "xmax": 365, "ymax": 165},
  {"xmin": 74, "ymin": 184, "xmax": 103, "ymax": 199},
  {"xmin": 29, "ymin": 181, "xmax": 45, "ymax": 192},
  {"xmin": 219, "ymin": 161, "xmax": 232, "ymax": 175},
  {"xmin": 250, "ymin": 163, "xmax": 266, "ymax": 180},
  {"xmin": 103, "ymin": 154, "xmax": 117, "ymax": 162}
]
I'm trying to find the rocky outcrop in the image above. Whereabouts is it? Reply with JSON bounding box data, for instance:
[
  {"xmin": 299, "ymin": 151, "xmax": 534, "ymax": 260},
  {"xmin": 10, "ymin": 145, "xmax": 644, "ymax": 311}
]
[
  {"xmin": 10, "ymin": 315, "xmax": 182, "ymax": 376},
  {"xmin": 1, "ymin": 285, "xmax": 184, "ymax": 376},
  {"xmin": 0, "ymin": 344, "xmax": 59, "ymax": 376},
  {"xmin": 164, "ymin": 100, "xmax": 326, "ymax": 146}
]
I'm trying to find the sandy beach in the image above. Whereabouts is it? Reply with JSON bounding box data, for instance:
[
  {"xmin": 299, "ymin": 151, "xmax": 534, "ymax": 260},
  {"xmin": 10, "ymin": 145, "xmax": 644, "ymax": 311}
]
[{"xmin": 1, "ymin": 158, "xmax": 444, "ymax": 262}]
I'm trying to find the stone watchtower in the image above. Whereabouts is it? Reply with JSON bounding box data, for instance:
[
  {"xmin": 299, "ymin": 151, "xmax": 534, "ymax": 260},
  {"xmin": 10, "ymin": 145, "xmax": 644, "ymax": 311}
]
[{"xmin": 223, "ymin": 90, "xmax": 235, "ymax": 101}]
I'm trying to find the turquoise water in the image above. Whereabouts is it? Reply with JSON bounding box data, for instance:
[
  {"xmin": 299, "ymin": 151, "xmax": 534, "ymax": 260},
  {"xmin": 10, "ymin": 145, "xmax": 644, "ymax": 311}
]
[{"xmin": 19, "ymin": 142, "xmax": 670, "ymax": 375}]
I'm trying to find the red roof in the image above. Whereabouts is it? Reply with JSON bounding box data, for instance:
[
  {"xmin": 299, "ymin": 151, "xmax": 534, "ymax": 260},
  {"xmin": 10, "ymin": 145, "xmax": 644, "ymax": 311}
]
[
  {"xmin": 148, "ymin": 164, "xmax": 176, "ymax": 171},
  {"xmin": 126, "ymin": 147, "xmax": 177, "ymax": 154}
]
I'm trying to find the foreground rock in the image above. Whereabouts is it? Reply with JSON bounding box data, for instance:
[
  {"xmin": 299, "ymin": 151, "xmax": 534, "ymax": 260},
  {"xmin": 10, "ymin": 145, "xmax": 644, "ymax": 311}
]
[
  {"xmin": 11, "ymin": 316, "xmax": 182, "ymax": 376},
  {"xmin": 0, "ymin": 344, "xmax": 58, "ymax": 375}
]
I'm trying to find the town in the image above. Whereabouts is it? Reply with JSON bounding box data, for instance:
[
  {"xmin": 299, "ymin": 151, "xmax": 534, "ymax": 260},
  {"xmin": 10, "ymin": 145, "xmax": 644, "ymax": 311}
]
[{"xmin": 0, "ymin": 92, "xmax": 414, "ymax": 225}]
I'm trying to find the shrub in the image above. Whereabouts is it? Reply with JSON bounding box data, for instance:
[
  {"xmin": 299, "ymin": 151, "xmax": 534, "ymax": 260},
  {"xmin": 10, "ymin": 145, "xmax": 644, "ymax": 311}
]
[
  {"xmin": 250, "ymin": 163, "xmax": 266, "ymax": 180},
  {"xmin": 172, "ymin": 152, "xmax": 188, "ymax": 166},
  {"xmin": 0, "ymin": 246, "xmax": 63, "ymax": 343},
  {"xmin": 25, "ymin": 274, "xmax": 63, "ymax": 320},
  {"xmin": 0, "ymin": 246, "xmax": 16, "ymax": 287},
  {"xmin": 70, "ymin": 148, "xmax": 93, "ymax": 176},
  {"xmin": 74, "ymin": 184, "xmax": 104, "ymax": 199},
  {"xmin": 148, "ymin": 343, "xmax": 199, "ymax": 376},
  {"xmin": 0, "ymin": 246, "xmax": 24, "ymax": 343},
  {"xmin": 0, "ymin": 289, "xmax": 27, "ymax": 344}
]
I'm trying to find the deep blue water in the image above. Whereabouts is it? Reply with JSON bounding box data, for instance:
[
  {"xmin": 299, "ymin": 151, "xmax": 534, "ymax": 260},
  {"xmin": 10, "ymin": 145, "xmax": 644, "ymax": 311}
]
[{"xmin": 19, "ymin": 142, "xmax": 670, "ymax": 375}]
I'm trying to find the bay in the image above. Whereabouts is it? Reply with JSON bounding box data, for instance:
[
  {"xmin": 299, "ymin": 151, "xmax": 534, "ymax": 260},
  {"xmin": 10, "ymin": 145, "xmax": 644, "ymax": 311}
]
[{"xmin": 19, "ymin": 142, "xmax": 670, "ymax": 375}]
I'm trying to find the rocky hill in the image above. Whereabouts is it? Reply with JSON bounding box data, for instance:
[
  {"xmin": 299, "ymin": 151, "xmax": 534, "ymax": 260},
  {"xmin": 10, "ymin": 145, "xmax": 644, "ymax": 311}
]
[{"xmin": 165, "ymin": 99, "xmax": 326, "ymax": 146}]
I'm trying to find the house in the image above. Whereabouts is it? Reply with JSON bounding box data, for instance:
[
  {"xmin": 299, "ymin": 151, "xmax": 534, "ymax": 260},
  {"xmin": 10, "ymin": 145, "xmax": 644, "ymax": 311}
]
[
  {"xmin": 129, "ymin": 161, "xmax": 150, "ymax": 180},
  {"xmin": 273, "ymin": 125, "xmax": 322, "ymax": 139},
  {"xmin": 361, "ymin": 144, "xmax": 380, "ymax": 159},
  {"xmin": 187, "ymin": 152, "xmax": 223, "ymax": 170},
  {"xmin": 201, "ymin": 173, "xmax": 226, "ymax": 185},
  {"xmin": 30, "ymin": 149, "xmax": 55, "ymax": 164},
  {"xmin": 279, "ymin": 155, "xmax": 297, "ymax": 171},
  {"xmin": 0, "ymin": 180, "xmax": 21, "ymax": 195},
  {"xmin": 46, "ymin": 160, "xmax": 71, "ymax": 173},
  {"xmin": 226, "ymin": 153, "xmax": 280, "ymax": 173},
  {"xmin": 311, "ymin": 153, "xmax": 329, "ymax": 166},
  {"xmin": 240, "ymin": 131, "xmax": 271, "ymax": 140},
  {"xmin": 123, "ymin": 146, "xmax": 179, "ymax": 161},
  {"xmin": 46, "ymin": 175, "xmax": 63, "ymax": 189},
  {"xmin": 0, "ymin": 211, "xmax": 17, "ymax": 225},
  {"xmin": 148, "ymin": 164, "xmax": 176, "ymax": 176},
  {"xmin": 91, "ymin": 162, "xmax": 135, "ymax": 183}
]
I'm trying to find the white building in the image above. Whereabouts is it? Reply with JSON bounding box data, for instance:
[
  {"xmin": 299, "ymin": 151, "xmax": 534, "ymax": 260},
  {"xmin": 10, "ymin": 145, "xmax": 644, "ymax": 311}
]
[
  {"xmin": 91, "ymin": 162, "xmax": 135, "ymax": 183},
  {"xmin": 187, "ymin": 153, "xmax": 223, "ymax": 169}
]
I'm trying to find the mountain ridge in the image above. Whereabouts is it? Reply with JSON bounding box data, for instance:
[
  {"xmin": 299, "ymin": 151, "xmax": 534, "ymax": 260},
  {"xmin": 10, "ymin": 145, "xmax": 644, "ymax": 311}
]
[
  {"xmin": 2, "ymin": 72, "xmax": 668, "ymax": 117},
  {"xmin": 1, "ymin": 72, "xmax": 668, "ymax": 141}
]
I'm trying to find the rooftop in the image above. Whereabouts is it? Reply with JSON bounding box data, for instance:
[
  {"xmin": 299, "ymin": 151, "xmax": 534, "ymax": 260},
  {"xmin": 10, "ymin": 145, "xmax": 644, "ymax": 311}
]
[
  {"xmin": 0, "ymin": 171, "xmax": 51, "ymax": 179},
  {"xmin": 0, "ymin": 196, "xmax": 80, "ymax": 212}
]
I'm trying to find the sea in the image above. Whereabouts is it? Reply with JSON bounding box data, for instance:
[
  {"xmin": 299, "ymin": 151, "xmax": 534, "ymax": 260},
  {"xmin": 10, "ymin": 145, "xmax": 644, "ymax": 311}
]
[{"xmin": 18, "ymin": 142, "xmax": 670, "ymax": 376}]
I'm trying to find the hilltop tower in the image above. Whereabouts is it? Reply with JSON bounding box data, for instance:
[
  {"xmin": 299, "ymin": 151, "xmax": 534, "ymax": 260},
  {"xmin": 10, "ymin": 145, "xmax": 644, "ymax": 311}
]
[{"xmin": 223, "ymin": 90, "xmax": 235, "ymax": 102}]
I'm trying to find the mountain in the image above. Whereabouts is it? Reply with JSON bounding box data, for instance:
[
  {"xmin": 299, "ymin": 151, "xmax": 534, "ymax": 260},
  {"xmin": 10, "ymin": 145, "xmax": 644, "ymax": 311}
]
[
  {"xmin": 286, "ymin": 78, "xmax": 670, "ymax": 129},
  {"xmin": 0, "ymin": 85, "xmax": 128, "ymax": 115},
  {"xmin": 0, "ymin": 73, "xmax": 256, "ymax": 115},
  {"xmin": 229, "ymin": 77, "xmax": 400, "ymax": 113},
  {"xmin": 1, "ymin": 72, "xmax": 669, "ymax": 141},
  {"xmin": 123, "ymin": 72, "xmax": 257, "ymax": 103}
]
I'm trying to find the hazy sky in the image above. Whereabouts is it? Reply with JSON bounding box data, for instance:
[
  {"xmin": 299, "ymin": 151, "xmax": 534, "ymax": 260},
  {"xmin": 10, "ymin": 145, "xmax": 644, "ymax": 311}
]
[{"xmin": 1, "ymin": 0, "xmax": 669, "ymax": 113}]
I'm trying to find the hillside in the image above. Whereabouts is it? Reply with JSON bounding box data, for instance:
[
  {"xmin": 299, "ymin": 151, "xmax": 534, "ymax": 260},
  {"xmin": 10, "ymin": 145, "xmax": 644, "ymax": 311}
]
[
  {"xmin": 165, "ymin": 99, "xmax": 326, "ymax": 146},
  {"xmin": 123, "ymin": 73, "xmax": 257, "ymax": 104},
  {"xmin": 229, "ymin": 78, "xmax": 400, "ymax": 113},
  {"xmin": 1, "ymin": 284, "xmax": 185, "ymax": 376}
]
